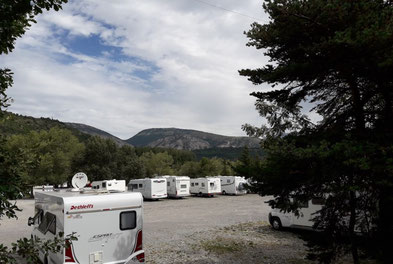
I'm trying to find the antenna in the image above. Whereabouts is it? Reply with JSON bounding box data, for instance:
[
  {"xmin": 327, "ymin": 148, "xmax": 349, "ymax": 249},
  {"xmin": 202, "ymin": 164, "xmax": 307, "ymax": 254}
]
[{"xmin": 71, "ymin": 172, "xmax": 88, "ymax": 191}]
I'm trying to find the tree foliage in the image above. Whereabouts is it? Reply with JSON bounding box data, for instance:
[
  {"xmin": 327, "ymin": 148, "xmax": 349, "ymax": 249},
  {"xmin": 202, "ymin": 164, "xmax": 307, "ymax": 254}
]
[
  {"xmin": 5, "ymin": 127, "xmax": 84, "ymax": 185},
  {"xmin": 0, "ymin": 0, "xmax": 68, "ymax": 112},
  {"xmin": 0, "ymin": 0, "xmax": 68, "ymax": 54},
  {"xmin": 240, "ymin": 0, "xmax": 393, "ymax": 138},
  {"xmin": 140, "ymin": 151, "xmax": 174, "ymax": 177},
  {"xmin": 240, "ymin": 0, "xmax": 393, "ymax": 263},
  {"xmin": 0, "ymin": 1, "xmax": 69, "ymax": 262}
]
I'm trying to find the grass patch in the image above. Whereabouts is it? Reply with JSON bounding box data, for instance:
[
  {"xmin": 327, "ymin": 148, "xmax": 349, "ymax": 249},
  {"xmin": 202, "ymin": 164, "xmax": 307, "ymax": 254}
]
[{"xmin": 200, "ymin": 237, "xmax": 242, "ymax": 255}]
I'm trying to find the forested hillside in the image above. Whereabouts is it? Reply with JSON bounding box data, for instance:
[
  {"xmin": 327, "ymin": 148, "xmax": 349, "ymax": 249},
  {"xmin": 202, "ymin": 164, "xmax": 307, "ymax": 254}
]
[
  {"xmin": 0, "ymin": 112, "xmax": 84, "ymax": 138},
  {"xmin": 1, "ymin": 112, "xmax": 249, "ymax": 187},
  {"xmin": 65, "ymin": 122, "xmax": 130, "ymax": 146},
  {"xmin": 126, "ymin": 128, "xmax": 260, "ymax": 150}
]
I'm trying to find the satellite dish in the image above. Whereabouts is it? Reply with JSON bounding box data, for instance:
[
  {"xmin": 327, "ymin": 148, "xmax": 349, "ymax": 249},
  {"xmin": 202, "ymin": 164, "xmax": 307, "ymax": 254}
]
[{"xmin": 71, "ymin": 172, "xmax": 88, "ymax": 189}]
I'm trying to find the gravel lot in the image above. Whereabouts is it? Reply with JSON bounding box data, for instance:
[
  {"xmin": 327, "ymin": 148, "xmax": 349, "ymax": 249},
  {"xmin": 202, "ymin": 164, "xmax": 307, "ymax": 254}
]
[{"xmin": 0, "ymin": 194, "xmax": 312, "ymax": 263}]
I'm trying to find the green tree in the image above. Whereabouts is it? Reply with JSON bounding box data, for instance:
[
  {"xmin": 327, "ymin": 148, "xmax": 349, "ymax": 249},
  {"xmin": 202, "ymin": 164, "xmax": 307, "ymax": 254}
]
[
  {"xmin": 77, "ymin": 136, "xmax": 118, "ymax": 181},
  {"xmin": 240, "ymin": 0, "xmax": 393, "ymax": 263},
  {"xmin": 221, "ymin": 160, "xmax": 235, "ymax": 176},
  {"xmin": 199, "ymin": 157, "xmax": 224, "ymax": 176},
  {"xmin": 6, "ymin": 127, "xmax": 84, "ymax": 185},
  {"xmin": 140, "ymin": 151, "xmax": 174, "ymax": 177},
  {"xmin": 1, "ymin": 1, "xmax": 69, "ymax": 262},
  {"xmin": 116, "ymin": 145, "xmax": 145, "ymax": 181},
  {"xmin": 178, "ymin": 161, "xmax": 201, "ymax": 178},
  {"xmin": 1, "ymin": 0, "xmax": 68, "ymax": 112}
]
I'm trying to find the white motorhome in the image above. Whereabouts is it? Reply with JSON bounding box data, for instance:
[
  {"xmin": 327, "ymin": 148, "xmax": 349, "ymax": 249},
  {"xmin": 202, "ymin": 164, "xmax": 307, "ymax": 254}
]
[
  {"xmin": 91, "ymin": 179, "xmax": 127, "ymax": 192},
  {"xmin": 32, "ymin": 185, "xmax": 54, "ymax": 197},
  {"xmin": 128, "ymin": 178, "xmax": 167, "ymax": 200},
  {"xmin": 219, "ymin": 176, "xmax": 247, "ymax": 195},
  {"xmin": 161, "ymin": 176, "xmax": 190, "ymax": 198},
  {"xmin": 28, "ymin": 190, "xmax": 145, "ymax": 264},
  {"xmin": 190, "ymin": 177, "xmax": 221, "ymax": 197},
  {"xmin": 268, "ymin": 198, "xmax": 324, "ymax": 230}
]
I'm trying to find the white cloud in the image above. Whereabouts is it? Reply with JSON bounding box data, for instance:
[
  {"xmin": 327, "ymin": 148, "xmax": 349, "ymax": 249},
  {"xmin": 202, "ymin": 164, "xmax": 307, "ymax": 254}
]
[{"xmin": 1, "ymin": 0, "xmax": 269, "ymax": 139}]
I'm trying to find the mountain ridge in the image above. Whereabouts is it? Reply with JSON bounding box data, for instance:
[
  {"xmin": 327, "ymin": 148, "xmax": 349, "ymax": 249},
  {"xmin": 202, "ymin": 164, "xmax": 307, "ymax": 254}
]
[
  {"xmin": 126, "ymin": 127, "xmax": 260, "ymax": 150},
  {"xmin": 65, "ymin": 122, "xmax": 130, "ymax": 146},
  {"xmin": 1, "ymin": 112, "xmax": 260, "ymax": 151}
]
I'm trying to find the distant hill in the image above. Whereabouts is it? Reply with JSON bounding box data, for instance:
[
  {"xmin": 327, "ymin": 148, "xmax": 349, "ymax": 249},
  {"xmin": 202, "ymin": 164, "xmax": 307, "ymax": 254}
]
[
  {"xmin": 126, "ymin": 128, "xmax": 260, "ymax": 151},
  {"xmin": 0, "ymin": 112, "xmax": 130, "ymax": 146},
  {"xmin": 0, "ymin": 112, "xmax": 81, "ymax": 137},
  {"xmin": 65, "ymin": 123, "xmax": 130, "ymax": 146},
  {"xmin": 1, "ymin": 113, "xmax": 262, "ymax": 159}
]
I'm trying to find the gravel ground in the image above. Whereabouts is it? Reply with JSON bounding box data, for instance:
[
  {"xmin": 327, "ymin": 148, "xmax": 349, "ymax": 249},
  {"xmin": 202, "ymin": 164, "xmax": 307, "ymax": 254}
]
[
  {"xmin": 145, "ymin": 222, "xmax": 312, "ymax": 264},
  {"xmin": 0, "ymin": 194, "xmax": 313, "ymax": 263}
]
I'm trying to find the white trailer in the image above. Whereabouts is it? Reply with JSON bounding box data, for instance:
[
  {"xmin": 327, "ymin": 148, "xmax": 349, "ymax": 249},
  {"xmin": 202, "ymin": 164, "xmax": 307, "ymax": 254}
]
[
  {"xmin": 161, "ymin": 176, "xmax": 190, "ymax": 198},
  {"xmin": 190, "ymin": 177, "xmax": 221, "ymax": 197},
  {"xmin": 91, "ymin": 179, "xmax": 126, "ymax": 192},
  {"xmin": 128, "ymin": 178, "xmax": 167, "ymax": 200},
  {"xmin": 28, "ymin": 190, "xmax": 145, "ymax": 264},
  {"xmin": 219, "ymin": 176, "xmax": 247, "ymax": 195},
  {"xmin": 268, "ymin": 198, "xmax": 324, "ymax": 230}
]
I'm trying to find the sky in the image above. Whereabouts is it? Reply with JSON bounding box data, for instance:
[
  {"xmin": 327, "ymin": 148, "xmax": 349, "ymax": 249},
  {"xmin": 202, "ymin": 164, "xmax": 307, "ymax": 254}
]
[{"xmin": 1, "ymin": 0, "xmax": 272, "ymax": 140}]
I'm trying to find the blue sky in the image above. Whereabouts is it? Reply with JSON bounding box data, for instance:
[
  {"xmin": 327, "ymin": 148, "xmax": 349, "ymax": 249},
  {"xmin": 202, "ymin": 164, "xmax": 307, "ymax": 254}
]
[{"xmin": 1, "ymin": 0, "xmax": 272, "ymax": 139}]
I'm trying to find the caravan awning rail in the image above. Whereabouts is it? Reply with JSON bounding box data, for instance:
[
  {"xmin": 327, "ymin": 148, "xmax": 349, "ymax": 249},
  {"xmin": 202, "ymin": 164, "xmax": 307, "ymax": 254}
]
[{"xmin": 66, "ymin": 205, "xmax": 142, "ymax": 215}]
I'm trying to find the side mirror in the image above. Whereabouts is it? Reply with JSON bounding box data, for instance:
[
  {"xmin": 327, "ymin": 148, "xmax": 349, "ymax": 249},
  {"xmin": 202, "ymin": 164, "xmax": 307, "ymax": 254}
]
[{"xmin": 28, "ymin": 217, "xmax": 34, "ymax": 226}]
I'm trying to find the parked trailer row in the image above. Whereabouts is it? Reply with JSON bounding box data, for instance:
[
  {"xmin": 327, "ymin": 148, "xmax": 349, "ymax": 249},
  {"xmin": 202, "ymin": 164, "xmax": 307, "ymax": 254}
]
[
  {"xmin": 28, "ymin": 173, "xmax": 250, "ymax": 264},
  {"xmin": 127, "ymin": 176, "xmax": 248, "ymax": 199}
]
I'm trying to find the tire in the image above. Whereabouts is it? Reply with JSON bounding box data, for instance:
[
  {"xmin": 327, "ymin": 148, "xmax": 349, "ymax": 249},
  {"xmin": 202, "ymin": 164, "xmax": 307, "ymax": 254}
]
[
  {"xmin": 222, "ymin": 190, "xmax": 226, "ymax": 195},
  {"xmin": 271, "ymin": 217, "xmax": 282, "ymax": 230}
]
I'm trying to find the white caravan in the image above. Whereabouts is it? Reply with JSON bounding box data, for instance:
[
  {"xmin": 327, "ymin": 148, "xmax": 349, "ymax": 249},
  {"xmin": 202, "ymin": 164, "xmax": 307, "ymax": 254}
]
[
  {"xmin": 128, "ymin": 178, "xmax": 167, "ymax": 200},
  {"xmin": 28, "ymin": 190, "xmax": 144, "ymax": 264},
  {"xmin": 161, "ymin": 176, "xmax": 190, "ymax": 198},
  {"xmin": 268, "ymin": 198, "xmax": 324, "ymax": 230},
  {"xmin": 219, "ymin": 176, "xmax": 247, "ymax": 195},
  {"xmin": 190, "ymin": 177, "xmax": 221, "ymax": 197},
  {"xmin": 91, "ymin": 179, "xmax": 127, "ymax": 192}
]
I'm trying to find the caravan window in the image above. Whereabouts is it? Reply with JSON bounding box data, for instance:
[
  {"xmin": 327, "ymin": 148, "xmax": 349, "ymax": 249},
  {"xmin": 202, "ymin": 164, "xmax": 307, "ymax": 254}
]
[
  {"xmin": 138, "ymin": 184, "xmax": 143, "ymax": 188},
  {"xmin": 191, "ymin": 183, "xmax": 194, "ymax": 187},
  {"xmin": 102, "ymin": 182, "xmax": 106, "ymax": 188},
  {"xmin": 167, "ymin": 181, "xmax": 170, "ymax": 187},
  {"xmin": 120, "ymin": 211, "xmax": 136, "ymax": 230},
  {"xmin": 131, "ymin": 184, "xmax": 138, "ymax": 189},
  {"xmin": 181, "ymin": 184, "xmax": 187, "ymax": 189},
  {"xmin": 201, "ymin": 183, "xmax": 205, "ymax": 187},
  {"xmin": 38, "ymin": 212, "xmax": 56, "ymax": 235},
  {"xmin": 195, "ymin": 182, "xmax": 199, "ymax": 186},
  {"xmin": 210, "ymin": 182, "xmax": 214, "ymax": 187},
  {"xmin": 227, "ymin": 179, "xmax": 230, "ymax": 183}
]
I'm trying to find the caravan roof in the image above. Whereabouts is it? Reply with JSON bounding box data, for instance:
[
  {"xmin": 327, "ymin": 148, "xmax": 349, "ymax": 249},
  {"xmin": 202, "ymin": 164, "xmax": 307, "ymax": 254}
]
[{"xmin": 36, "ymin": 190, "xmax": 143, "ymax": 213}]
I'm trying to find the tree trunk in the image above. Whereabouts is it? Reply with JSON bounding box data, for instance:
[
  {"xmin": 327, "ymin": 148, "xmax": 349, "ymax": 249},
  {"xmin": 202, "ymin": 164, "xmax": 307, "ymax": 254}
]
[
  {"xmin": 381, "ymin": 84, "xmax": 393, "ymax": 132},
  {"xmin": 348, "ymin": 77, "xmax": 365, "ymax": 134},
  {"xmin": 349, "ymin": 188, "xmax": 360, "ymax": 264}
]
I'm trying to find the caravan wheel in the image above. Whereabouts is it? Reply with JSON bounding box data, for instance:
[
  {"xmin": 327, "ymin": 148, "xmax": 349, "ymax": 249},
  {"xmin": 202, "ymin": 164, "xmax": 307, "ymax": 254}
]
[
  {"xmin": 222, "ymin": 190, "xmax": 226, "ymax": 195},
  {"xmin": 271, "ymin": 217, "xmax": 282, "ymax": 230}
]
